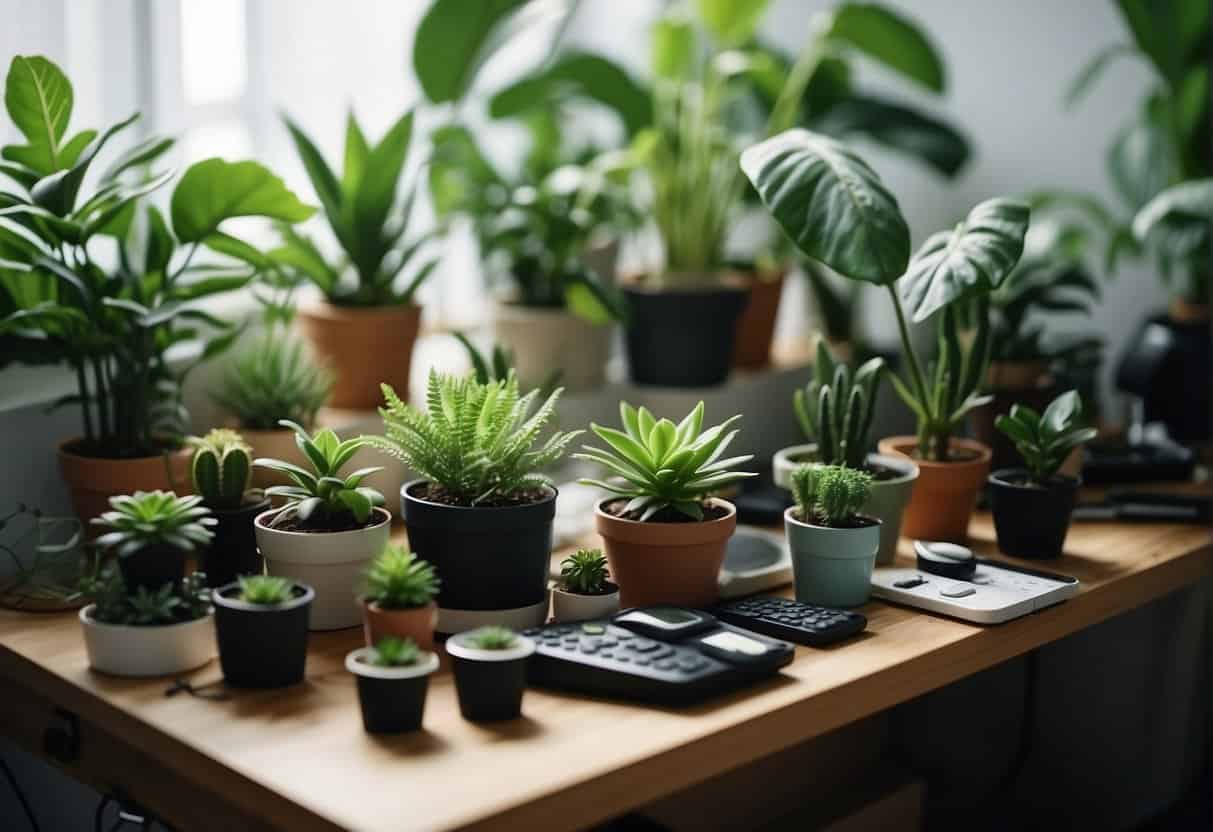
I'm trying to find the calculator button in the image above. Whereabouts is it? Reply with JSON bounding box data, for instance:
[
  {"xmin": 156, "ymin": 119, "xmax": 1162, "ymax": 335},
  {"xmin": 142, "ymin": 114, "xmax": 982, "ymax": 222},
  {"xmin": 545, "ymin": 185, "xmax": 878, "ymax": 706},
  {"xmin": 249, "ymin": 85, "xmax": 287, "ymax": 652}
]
[
  {"xmin": 634, "ymin": 657, "xmax": 651, "ymax": 666},
  {"xmin": 579, "ymin": 644, "xmax": 600, "ymax": 654},
  {"xmin": 614, "ymin": 632, "xmax": 634, "ymax": 641},
  {"xmin": 581, "ymin": 623, "xmax": 605, "ymax": 635},
  {"xmin": 651, "ymin": 647, "xmax": 675, "ymax": 660},
  {"xmin": 615, "ymin": 654, "xmax": 630, "ymax": 663},
  {"xmin": 654, "ymin": 660, "xmax": 676, "ymax": 671},
  {"xmin": 677, "ymin": 659, "xmax": 706, "ymax": 672},
  {"xmin": 522, "ymin": 628, "xmax": 542, "ymax": 637},
  {"xmin": 940, "ymin": 583, "xmax": 975, "ymax": 598},
  {"xmin": 599, "ymin": 638, "xmax": 618, "ymax": 648},
  {"xmin": 632, "ymin": 640, "xmax": 659, "ymax": 652}
]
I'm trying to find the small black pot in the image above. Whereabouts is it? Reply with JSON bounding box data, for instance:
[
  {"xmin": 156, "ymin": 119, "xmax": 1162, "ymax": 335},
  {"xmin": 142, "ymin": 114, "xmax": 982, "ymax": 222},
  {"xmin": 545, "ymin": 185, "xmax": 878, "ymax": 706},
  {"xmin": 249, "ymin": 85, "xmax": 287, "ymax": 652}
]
[
  {"xmin": 213, "ymin": 582, "xmax": 314, "ymax": 688},
  {"xmin": 119, "ymin": 543, "xmax": 186, "ymax": 594},
  {"xmin": 401, "ymin": 481, "xmax": 555, "ymax": 616},
  {"xmin": 202, "ymin": 497, "xmax": 271, "ymax": 589},
  {"xmin": 988, "ymin": 469, "xmax": 1080, "ymax": 559},
  {"xmin": 346, "ymin": 648, "xmax": 438, "ymax": 734},
  {"xmin": 1116, "ymin": 312, "xmax": 1211, "ymax": 442},
  {"xmin": 622, "ymin": 281, "xmax": 749, "ymax": 387},
  {"xmin": 446, "ymin": 632, "xmax": 535, "ymax": 722}
]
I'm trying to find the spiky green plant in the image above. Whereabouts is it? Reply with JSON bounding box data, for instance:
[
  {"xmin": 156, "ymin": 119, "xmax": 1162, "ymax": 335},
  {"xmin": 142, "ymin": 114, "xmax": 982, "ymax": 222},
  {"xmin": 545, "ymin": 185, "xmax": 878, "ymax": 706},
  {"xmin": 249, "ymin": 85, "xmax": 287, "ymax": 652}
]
[
  {"xmin": 367, "ymin": 370, "xmax": 580, "ymax": 505},
  {"xmin": 237, "ymin": 574, "xmax": 295, "ymax": 605},
  {"xmin": 364, "ymin": 544, "xmax": 439, "ymax": 609},
  {"xmin": 559, "ymin": 548, "xmax": 610, "ymax": 595},
  {"xmin": 213, "ymin": 334, "xmax": 332, "ymax": 430},
  {"xmin": 187, "ymin": 429, "xmax": 254, "ymax": 509},
  {"xmin": 82, "ymin": 567, "xmax": 210, "ymax": 626},
  {"xmin": 995, "ymin": 389, "xmax": 1097, "ymax": 485},
  {"xmin": 794, "ymin": 342, "xmax": 884, "ymax": 469},
  {"xmin": 370, "ymin": 636, "xmax": 421, "ymax": 667},
  {"xmin": 790, "ymin": 465, "xmax": 871, "ymax": 528},
  {"xmin": 576, "ymin": 402, "xmax": 756, "ymax": 521},
  {"xmin": 91, "ymin": 491, "xmax": 215, "ymax": 558},
  {"xmin": 466, "ymin": 626, "xmax": 518, "ymax": 651}
]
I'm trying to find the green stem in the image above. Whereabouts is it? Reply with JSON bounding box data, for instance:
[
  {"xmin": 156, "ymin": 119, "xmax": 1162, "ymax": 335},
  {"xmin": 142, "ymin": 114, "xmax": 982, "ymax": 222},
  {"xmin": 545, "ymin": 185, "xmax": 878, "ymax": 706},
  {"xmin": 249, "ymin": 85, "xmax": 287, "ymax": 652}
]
[
  {"xmin": 766, "ymin": 27, "xmax": 827, "ymax": 137},
  {"xmin": 74, "ymin": 360, "xmax": 94, "ymax": 444},
  {"xmin": 887, "ymin": 285, "xmax": 932, "ymax": 420},
  {"xmin": 91, "ymin": 358, "xmax": 110, "ymax": 446}
]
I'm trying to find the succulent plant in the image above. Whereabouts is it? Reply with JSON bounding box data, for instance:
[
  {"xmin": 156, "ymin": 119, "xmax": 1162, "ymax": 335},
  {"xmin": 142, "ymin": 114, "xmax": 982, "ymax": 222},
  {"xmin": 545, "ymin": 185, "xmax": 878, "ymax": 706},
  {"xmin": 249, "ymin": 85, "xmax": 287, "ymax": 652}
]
[
  {"xmin": 466, "ymin": 626, "xmax": 518, "ymax": 651},
  {"xmin": 995, "ymin": 389, "xmax": 1097, "ymax": 485},
  {"xmin": 794, "ymin": 342, "xmax": 884, "ymax": 469},
  {"xmin": 790, "ymin": 465, "xmax": 872, "ymax": 528},
  {"xmin": 213, "ymin": 334, "xmax": 332, "ymax": 431},
  {"xmin": 81, "ymin": 567, "xmax": 210, "ymax": 627},
  {"xmin": 364, "ymin": 544, "xmax": 440, "ymax": 609},
  {"xmin": 188, "ymin": 429, "xmax": 255, "ymax": 510},
  {"xmin": 559, "ymin": 549, "xmax": 610, "ymax": 595},
  {"xmin": 370, "ymin": 636, "xmax": 422, "ymax": 668},
  {"xmin": 91, "ymin": 491, "xmax": 216, "ymax": 557},
  {"xmin": 237, "ymin": 574, "xmax": 295, "ymax": 605}
]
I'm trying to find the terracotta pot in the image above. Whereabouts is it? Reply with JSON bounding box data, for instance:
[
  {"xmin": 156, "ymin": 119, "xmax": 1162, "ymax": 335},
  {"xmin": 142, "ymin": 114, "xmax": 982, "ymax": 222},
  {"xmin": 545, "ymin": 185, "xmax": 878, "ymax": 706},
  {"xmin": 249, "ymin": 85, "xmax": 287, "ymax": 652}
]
[
  {"xmin": 1169, "ymin": 298, "xmax": 1210, "ymax": 324},
  {"xmin": 296, "ymin": 300, "xmax": 421, "ymax": 409},
  {"xmin": 361, "ymin": 600, "xmax": 437, "ymax": 651},
  {"xmin": 877, "ymin": 437, "xmax": 991, "ymax": 543},
  {"xmin": 491, "ymin": 301, "xmax": 613, "ymax": 392},
  {"xmin": 58, "ymin": 440, "xmax": 191, "ymax": 531},
  {"xmin": 732, "ymin": 269, "xmax": 786, "ymax": 369},
  {"xmin": 594, "ymin": 497, "xmax": 736, "ymax": 608}
]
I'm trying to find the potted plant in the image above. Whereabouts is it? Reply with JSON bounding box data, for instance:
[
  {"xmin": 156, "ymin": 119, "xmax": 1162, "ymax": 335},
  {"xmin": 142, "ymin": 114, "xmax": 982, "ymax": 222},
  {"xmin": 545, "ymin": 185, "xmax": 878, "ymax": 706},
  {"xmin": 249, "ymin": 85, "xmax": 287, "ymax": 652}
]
[
  {"xmin": 213, "ymin": 575, "xmax": 314, "ymax": 688},
  {"xmin": 368, "ymin": 371, "xmax": 579, "ymax": 633},
  {"xmin": 989, "ymin": 390, "xmax": 1097, "ymax": 560},
  {"xmin": 361, "ymin": 544, "xmax": 440, "ymax": 651},
  {"xmin": 785, "ymin": 465, "xmax": 880, "ymax": 608},
  {"xmin": 742, "ymin": 130, "xmax": 1030, "ymax": 542},
  {"xmin": 91, "ymin": 491, "xmax": 216, "ymax": 594},
  {"xmin": 772, "ymin": 342, "xmax": 917, "ymax": 565},
  {"xmin": 186, "ymin": 430, "xmax": 270, "ymax": 588},
  {"xmin": 575, "ymin": 401, "xmax": 756, "ymax": 607},
  {"xmin": 276, "ymin": 109, "xmax": 439, "ymax": 408},
  {"xmin": 445, "ymin": 626, "xmax": 535, "ymax": 723},
  {"xmin": 0, "ymin": 56, "xmax": 313, "ymax": 527},
  {"xmin": 551, "ymin": 548, "xmax": 620, "ymax": 623},
  {"xmin": 77, "ymin": 568, "xmax": 214, "ymax": 678},
  {"xmin": 253, "ymin": 422, "xmax": 388, "ymax": 631},
  {"xmin": 347, "ymin": 637, "xmax": 440, "ymax": 734}
]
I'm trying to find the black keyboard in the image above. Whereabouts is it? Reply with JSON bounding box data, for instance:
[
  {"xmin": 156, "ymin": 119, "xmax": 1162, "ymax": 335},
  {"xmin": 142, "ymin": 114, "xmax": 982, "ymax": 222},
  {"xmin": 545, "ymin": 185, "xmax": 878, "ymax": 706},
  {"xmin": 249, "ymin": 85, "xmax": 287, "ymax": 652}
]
[{"xmin": 714, "ymin": 596, "xmax": 867, "ymax": 647}]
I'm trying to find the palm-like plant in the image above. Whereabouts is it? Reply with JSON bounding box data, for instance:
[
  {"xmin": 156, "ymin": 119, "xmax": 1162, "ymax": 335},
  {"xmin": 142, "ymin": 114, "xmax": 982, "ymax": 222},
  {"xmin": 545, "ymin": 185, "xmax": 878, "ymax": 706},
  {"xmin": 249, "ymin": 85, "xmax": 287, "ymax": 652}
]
[
  {"xmin": 576, "ymin": 402, "xmax": 756, "ymax": 521},
  {"xmin": 368, "ymin": 371, "xmax": 580, "ymax": 505},
  {"xmin": 91, "ymin": 491, "xmax": 215, "ymax": 557}
]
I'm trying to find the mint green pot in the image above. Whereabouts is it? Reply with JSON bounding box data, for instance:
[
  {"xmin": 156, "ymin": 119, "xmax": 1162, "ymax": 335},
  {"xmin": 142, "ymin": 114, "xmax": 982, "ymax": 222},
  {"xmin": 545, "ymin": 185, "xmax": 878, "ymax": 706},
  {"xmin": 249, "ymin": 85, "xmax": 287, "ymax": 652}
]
[{"xmin": 784, "ymin": 507, "xmax": 881, "ymax": 608}]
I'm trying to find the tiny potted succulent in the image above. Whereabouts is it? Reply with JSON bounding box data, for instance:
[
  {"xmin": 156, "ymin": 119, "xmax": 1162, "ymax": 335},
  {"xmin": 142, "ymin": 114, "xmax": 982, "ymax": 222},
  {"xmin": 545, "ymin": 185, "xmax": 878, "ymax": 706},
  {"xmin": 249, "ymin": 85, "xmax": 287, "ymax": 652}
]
[
  {"xmin": 368, "ymin": 371, "xmax": 579, "ymax": 632},
  {"xmin": 187, "ymin": 430, "xmax": 270, "ymax": 588},
  {"xmin": 361, "ymin": 544, "xmax": 440, "ymax": 650},
  {"xmin": 576, "ymin": 402, "xmax": 756, "ymax": 608},
  {"xmin": 77, "ymin": 568, "xmax": 215, "ymax": 677},
  {"xmin": 91, "ymin": 491, "xmax": 216, "ymax": 594},
  {"xmin": 213, "ymin": 575, "xmax": 315, "ymax": 688},
  {"xmin": 445, "ymin": 626, "xmax": 535, "ymax": 723},
  {"xmin": 253, "ymin": 422, "xmax": 388, "ymax": 631},
  {"xmin": 346, "ymin": 636, "xmax": 440, "ymax": 734},
  {"xmin": 989, "ymin": 390, "xmax": 1097, "ymax": 559},
  {"xmin": 785, "ymin": 465, "xmax": 880, "ymax": 608},
  {"xmin": 551, "ymin": 549, "xmax": 620, "ymax": 623},
  {"xmin": 773, "ymin": 342, "xmax": 918, "ymax": 565}
]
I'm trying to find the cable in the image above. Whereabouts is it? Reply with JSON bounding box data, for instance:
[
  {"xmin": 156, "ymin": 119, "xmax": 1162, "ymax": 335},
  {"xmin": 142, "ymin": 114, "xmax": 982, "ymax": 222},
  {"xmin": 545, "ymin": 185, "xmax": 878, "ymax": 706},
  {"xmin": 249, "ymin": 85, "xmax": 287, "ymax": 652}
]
[{"xmin": 0, "ymin": 750, "xmax": 41, "ymax": 832}]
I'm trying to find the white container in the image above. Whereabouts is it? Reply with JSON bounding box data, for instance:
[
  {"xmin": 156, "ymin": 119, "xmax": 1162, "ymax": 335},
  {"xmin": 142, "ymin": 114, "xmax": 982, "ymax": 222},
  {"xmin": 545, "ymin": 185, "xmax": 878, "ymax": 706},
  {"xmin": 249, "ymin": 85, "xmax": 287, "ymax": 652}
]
[
  {"xmin": 491, "ymin": 301, "xmax": 614, "ymax": 392},
  {"xmin": 550, "ymin": 585, "xmax": 621, "ymax": 623},
  {"xmin": 79, "ymin": 605, "xmax": 216, "ymax": 677},
  {"xmin": 254, "ymin": 507, "xmax": 391, "ymax": 631}
]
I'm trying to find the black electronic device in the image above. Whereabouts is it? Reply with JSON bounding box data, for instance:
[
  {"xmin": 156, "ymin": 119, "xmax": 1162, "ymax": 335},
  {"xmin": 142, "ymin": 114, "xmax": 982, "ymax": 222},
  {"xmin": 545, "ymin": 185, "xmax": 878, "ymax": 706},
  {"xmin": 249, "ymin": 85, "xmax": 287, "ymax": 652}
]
[
  {"xmin": 713, "ymin": 596, "xmax": 867, "ymax": 647},
  {"xmin": 914, "ymin": 540, "xmax": 977, "ymax": 579},
  {"xmin": 1082, "ymin": 439, "xmax": 1196, "ymax": 484},
  {"xmin": 525, "ymin": 607, "xmax": 794, "ymax": 704},
  {"xmin": 1072, "ymin": 490, "xmax": 1211, "ymax": 523}
]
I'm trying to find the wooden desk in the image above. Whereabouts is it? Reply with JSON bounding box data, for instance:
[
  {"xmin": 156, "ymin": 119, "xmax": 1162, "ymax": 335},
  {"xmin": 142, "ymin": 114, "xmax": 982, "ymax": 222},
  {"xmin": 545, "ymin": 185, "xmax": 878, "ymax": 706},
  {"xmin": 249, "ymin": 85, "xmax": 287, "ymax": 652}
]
[{"xmin": 0, "ymin": 512, "xmax": 1209, "ymax": 831}]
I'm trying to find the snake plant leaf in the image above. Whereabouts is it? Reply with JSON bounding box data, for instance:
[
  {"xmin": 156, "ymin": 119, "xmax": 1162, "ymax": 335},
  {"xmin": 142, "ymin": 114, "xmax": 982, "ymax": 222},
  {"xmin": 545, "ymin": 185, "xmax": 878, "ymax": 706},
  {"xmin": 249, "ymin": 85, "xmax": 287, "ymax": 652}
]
[
  {"xmin": 170, "ymin": 158, "xmax": 314, "ymax": 244},
  {"xmin": 740, "ymin": 128, "xmax": 910, "ymax": 285},
  {"xmin": 899, "ymin": 197, "xmax": 1031, "ymax": 323},
  {"xmin": 826, "ymin": 3, "xmax": 945, "ymax": 93},
  {"xmin": 652, "ymin": 12, "xmax": 695, "ymax": 80}
]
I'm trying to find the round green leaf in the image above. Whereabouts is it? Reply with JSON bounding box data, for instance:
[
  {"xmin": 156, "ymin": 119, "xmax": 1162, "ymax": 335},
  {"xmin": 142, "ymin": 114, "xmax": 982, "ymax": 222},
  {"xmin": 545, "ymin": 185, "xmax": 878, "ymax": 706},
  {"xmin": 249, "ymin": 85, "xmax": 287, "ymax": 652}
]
[
  {"xmin": 827, "ymin": 3, "xmax": 945, "ymax": 93},
  {"xmin": 412, "ymin": 0, "xmax": 528, "ymax": 104},
  {"xmin": 170, "ymin": 158, "xmax": 315, "ymax": 244},
  {"xmin": 4, "ymin": 56, "xmax": 73, "ymax": 175}
]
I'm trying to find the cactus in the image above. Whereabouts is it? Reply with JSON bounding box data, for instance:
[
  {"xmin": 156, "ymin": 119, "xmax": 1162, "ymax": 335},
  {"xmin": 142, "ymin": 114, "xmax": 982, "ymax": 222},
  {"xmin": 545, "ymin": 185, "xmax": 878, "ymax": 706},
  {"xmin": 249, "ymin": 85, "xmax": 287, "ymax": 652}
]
[
  {"xmin": 790, "ymin": 464, "xmax": 871, "ymax": 528},
  {"xmin": 793, "ymin": 341, "xmax": 884, "ymax": 469},
  {"xmin": 188, "ymin": 429, "xmax": 254, "ymax": 509}
]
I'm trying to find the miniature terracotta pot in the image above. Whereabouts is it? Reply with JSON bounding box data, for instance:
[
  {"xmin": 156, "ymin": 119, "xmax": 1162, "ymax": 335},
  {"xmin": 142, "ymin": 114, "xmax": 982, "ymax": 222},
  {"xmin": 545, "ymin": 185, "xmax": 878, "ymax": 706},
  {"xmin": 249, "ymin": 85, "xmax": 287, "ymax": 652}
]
[
  {"xmin": 594, "ymin": 497, "xmax": 736, "ymax": 608},
  {"xmin": 732, "ymin": 269, "xmax": 786, "ymax": 369},
  {"xmin": 296, "ymin": 300, "xmax": 421, "ymax": 409},
  {"xmin": 361, "ymin": 600, "xmax": 437, "ymax": 651},
  {"xmin": 491, "ymin": 301, "xmax": 613, "ymax": 392},
  {"xmin": 877, "ymin": 437, "xmax": 991, "ymax": 544},
  {"xmin": 58, "ymin": 440, "xmax": 191, "ymax": 532}
]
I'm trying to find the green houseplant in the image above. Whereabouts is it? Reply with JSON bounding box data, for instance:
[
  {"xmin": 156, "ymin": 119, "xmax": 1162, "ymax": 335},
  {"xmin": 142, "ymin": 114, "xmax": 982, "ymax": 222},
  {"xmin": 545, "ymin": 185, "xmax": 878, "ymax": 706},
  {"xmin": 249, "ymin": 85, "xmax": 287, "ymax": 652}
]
[
  {"xmin": 360, "ymin": 544, "xmax": 441, "ymax": 650},
  {"xmin": 252, "ymin": 422, "xmax": 388, "ymax": 631},
  {"xmin": 91, "ymin": 491, "xmax": 215, "ymax": 594},
  {"xmin": 445, "ymin": 625, "xmax": 536, "ymax": 723},
  {"xmin": 575, "ymin": 401, "xmax": 756, "ymax": 607},
  {"xmin": 741, "ymin": 129, "xmax": 1030, "ymax": 541},
  {"xmin": 784, "ymin": 465, "xmax": 880, "ymax": 607},
  {"xmin": 0, "ymin": 56, "xmax": 313, "ymax": 526},
  {"xmin": 369, "ymin": 370, "xmax": 579, "ymax": 632},
  {"xmin": 988, "ymin": 390, "xmax": 1097, "ymax": 560},
  {"xmin": 346, "ymin": 636, "xmax": 440, "ymax": 734},
  {"xmin": 551, "ymin": 548, "xmax": 619, "ymax": 623},
  {"xmin": 213, "ymin": 574, "xmax": 315, "ymax": 689},
  {"xmin": 187, "ymin": 429, "xmax": 270, "ymax": 587}
]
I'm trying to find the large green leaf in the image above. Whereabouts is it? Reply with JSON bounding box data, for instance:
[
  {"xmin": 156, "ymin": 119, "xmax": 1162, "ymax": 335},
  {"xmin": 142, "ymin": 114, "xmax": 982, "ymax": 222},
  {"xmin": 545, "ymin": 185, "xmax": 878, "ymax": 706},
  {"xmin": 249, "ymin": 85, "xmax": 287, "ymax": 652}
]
[
  {"xmin": 697, "ymin": 0, "xmax": 769, "ymax": 46},
  {"xmin": 282, "ymin": 115, "xmax": 342, "ymax": 221},
  {"xmin": 739, "ymin": 128, "xmax": 910, "ymax": 285},
  {"xmin": 170, "ymin": 158, "xmax": 314, "ymax": 243},
  {"xmin": 349, "ymin": 110, "xmax": 414, "ymax": 277},
  {"xmin": 1131, "ymin": 178, "xmax": 1213, "ymax": 241},
  {"xmin": 651, "ymin": 12, "xmax": 695, "ymax": 80},
  {"xmin": 428, "ymin": 125, "xmax": 502, "ymax": 218},
  {"xmin": 812, "ymin": 95, "xmax": 970, "ymax": 177},
  {"xmin": 1064, "ymin": 44, "xmax": 1140, "ymax": 108},
  {"xmin": 31, "ymin": 112, "xmax": 139, "ymax": 216},
  {"xmin": 341, "ymin": 111, "xmax": 370, "ymax": 198},
  {"xmin": 412, "ymin": 0, "xmax": 528, "ymax": 104},
  {"xmin": 1108, "ymin": 117, "xmax": 1172, "ymax": 210},
  {"xmin": 1114, "ymin": 0, "xmax": 1207, "ymax": 88},
  {"xmin": 899, "ymin": 197, "xmax": 1031, "ymax": 322},
  {"xmin": 827, "ymin": 3, "xmax": 945, "ymax": 93},
  {"xmin": 3, "ymin": 56, "xmax": 73, "ymax": 174}
]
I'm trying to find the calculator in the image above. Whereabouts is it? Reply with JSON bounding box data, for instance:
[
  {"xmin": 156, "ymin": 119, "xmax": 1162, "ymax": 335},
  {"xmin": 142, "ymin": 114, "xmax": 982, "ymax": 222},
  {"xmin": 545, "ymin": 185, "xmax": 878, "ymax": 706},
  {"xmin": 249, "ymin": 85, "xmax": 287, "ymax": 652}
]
[{"xmin": 525, "ymin": 607, "xmax": 794, "ymax": 704}]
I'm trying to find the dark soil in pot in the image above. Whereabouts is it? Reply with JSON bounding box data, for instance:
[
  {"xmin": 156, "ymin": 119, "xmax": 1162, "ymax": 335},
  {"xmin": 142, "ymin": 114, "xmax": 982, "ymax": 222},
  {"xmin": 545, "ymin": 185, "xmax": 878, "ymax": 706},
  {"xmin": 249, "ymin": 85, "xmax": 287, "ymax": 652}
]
[
  {"xmin": 202, "ymin": 497, "xmax": 271, "ymax": 588},
  {"xmin": 119, "ymin": 543, "xmax": 186, "ymax": 594},
  {"xmin": 213, "ymin": 582, "xmax": 314, "ymax": 688},
  {"xmin": 622, "ymin": 282, "xmax": 749, "ymax": 387},
  {"xmin": 988, "ymin": 469, "xmax": 1080, "ymax": 559}
]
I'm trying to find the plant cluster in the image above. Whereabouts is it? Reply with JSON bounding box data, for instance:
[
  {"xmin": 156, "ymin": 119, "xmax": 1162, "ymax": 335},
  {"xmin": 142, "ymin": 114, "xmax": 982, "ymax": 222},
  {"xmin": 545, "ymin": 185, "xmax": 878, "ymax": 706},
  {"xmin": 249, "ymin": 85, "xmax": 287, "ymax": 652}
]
[
  {"xmin": 237, "ymin": 575, "xmax": 295, "ymax": 605},
  {"xmin": 576, "ymin": 402, "xmax": 756, "ymax": 521},
  {"xmin": 559, "ymin": 549, "xmax": 611, "ymax": 595},
  {"xmin": 83, "ymin": 567, "xmax": 210, "ymax": 627},
  {"xmin": 188, "ymin": 429, "xmax": 256, "ymax": 509},
  {"xmin": 92, "ymin": 491, "xmax": 215, "ymax": 558},
  {"xmin": 370, "ymin": 636, "xmax": 421, "ymax": 668},
  {"xmin": 995, "ymin": 390, "xmax": 1097, "ymax": 485},
  {"xmin": 255, "ymin": 422, "xmax": 385, "ymax": 530},
  {"xmin": 790, "ymin": 465, "xmax": 872, "ymax": 528},
  {"xmin": 369, "ymin": 371, "xmax": 579, "ymax": 506},
  {"xmin": 213, "ymin": 333, "xmax": 332, "ymax": 431},
  {"xmin": 794, "ymin": 342, "xmax": 883, "ymax": 469},
  {"xmin": 364, "ymin": 545, "xmax": 440, "ymax": 610},
  {"xmin": 466, "ymin": 626, "xmax": 518, "ymax": 651}
]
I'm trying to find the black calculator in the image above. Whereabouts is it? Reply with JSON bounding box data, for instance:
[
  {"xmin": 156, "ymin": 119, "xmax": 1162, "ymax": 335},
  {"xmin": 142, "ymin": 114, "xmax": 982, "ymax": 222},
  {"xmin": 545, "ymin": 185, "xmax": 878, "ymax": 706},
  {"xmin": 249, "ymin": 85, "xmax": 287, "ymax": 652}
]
[
  {"xmin": 525, "ymin": 607, "xmax": 794, "ymax": 704},
  {"xmin": 713, "ymin": 596, "xmax": 867, "ymax": 647}
]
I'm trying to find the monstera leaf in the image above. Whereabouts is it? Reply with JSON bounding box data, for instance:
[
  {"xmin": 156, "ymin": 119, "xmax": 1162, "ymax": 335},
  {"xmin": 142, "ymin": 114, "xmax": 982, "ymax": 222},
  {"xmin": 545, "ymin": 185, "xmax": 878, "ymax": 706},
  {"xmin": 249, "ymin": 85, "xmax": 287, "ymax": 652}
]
[
  {"xmin": 899, "ymin": 197, "xmax": 1030, "ymax": 322},
  {"xmin": 1132, "ymin": 178, "xmax": 1213, "ymax": 240},
  {"xmin": 739, "ymin": 128, "xmax": 910, "ymax": 285}
]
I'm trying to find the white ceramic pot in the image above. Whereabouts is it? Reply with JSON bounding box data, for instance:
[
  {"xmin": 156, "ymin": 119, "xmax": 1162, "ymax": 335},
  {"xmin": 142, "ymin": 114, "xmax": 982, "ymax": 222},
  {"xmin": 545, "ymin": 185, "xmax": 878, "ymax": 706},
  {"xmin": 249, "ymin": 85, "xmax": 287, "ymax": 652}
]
[
  {"xmin": 491, "ymin": 301, "xmax": 613, "ymax": 392},
  {"xmin": 550, "ymin": 584, "xmax": 621, "ymax": 623},
  {"xmin": 79, "ymin": 605, "xmax": 216, "ymax": 677},
  {"xmin": 254, "ymin": 507, "xmax": 391, "ymax": 631}
]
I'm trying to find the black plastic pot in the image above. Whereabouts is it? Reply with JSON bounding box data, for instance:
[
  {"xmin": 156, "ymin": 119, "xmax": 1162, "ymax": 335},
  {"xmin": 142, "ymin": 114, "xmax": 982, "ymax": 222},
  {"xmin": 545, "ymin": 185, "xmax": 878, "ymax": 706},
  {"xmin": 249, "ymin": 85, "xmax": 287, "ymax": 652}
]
[
  {"xmin": 213, "ymin": 582, "xmax": 314, "ymax": 688},
  {"xmin": 622, "ymin": 281, "xmax": 749, "ymax": 387},
  {"xmin": 1116, "ymin": 312, "xmax": 1211, "ymax": 442},
  {"xmin": 119, "ymin": 543, "xmax": 186, "ymax": 594},
  {"xmin": 202, "ymin": 497, "xmax": 271, "ymax": 588},
  {"xmin": 988, "ymin": 469, "xmax": 1080, "ymax": 559},
  {"xmin": 401, "ymin": 481, "xmax": 555, "ymax": 614},
  {"xmin": 347, "ymin": 649, "xmax": 437, "ymax": 734},
  {"xmin": 446, "ymin": 632, "xmax": 535, "ymax": 722}
]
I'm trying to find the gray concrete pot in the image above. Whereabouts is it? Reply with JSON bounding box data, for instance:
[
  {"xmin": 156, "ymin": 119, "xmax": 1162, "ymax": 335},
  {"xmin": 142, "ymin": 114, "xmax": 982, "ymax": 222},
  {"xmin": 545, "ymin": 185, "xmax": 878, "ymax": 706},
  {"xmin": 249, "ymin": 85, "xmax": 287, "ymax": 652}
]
[{"xmin": 784, "ymin": 508, "xmax": 880, "ymax": 608}]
